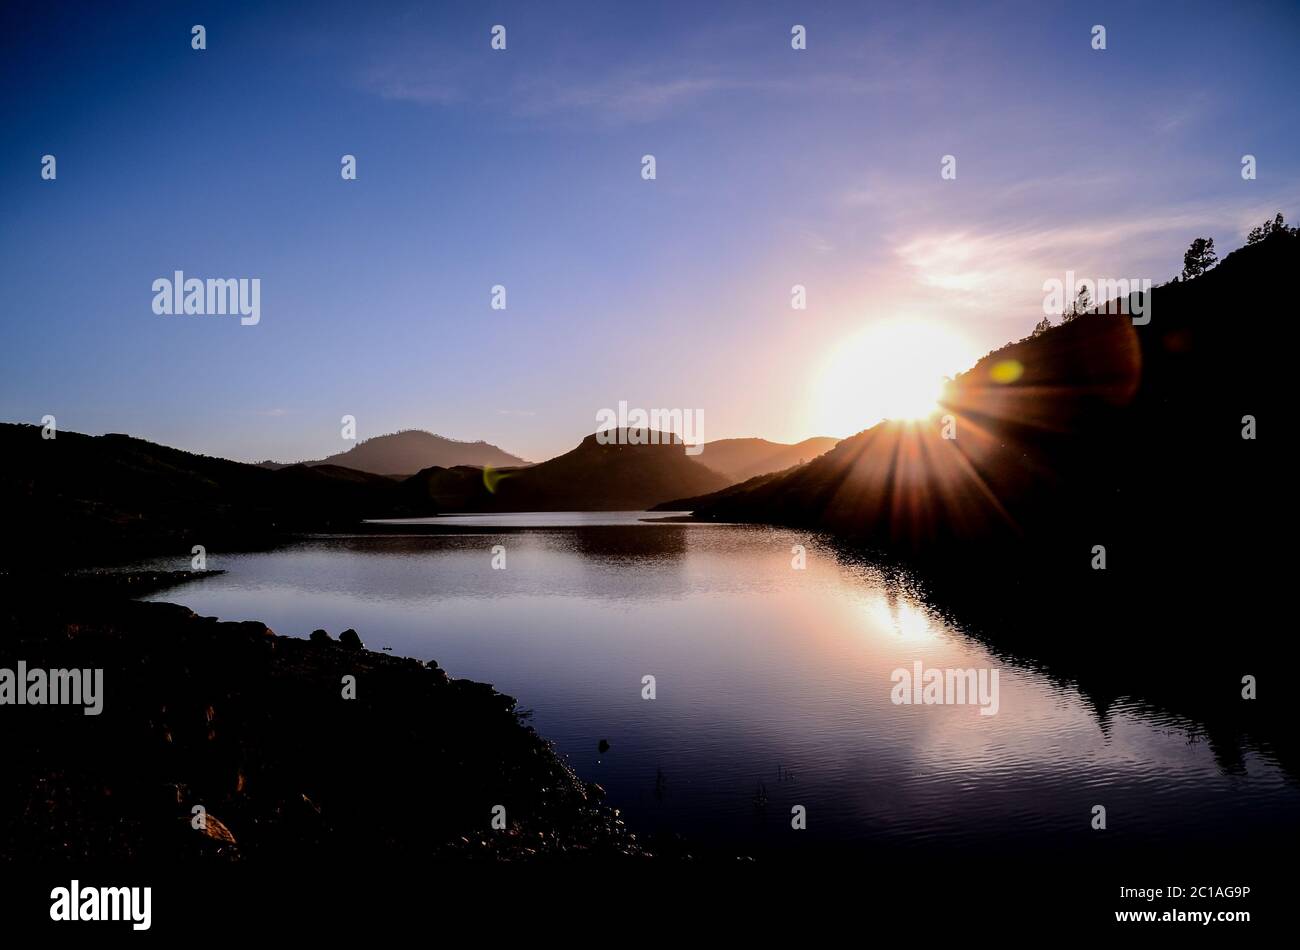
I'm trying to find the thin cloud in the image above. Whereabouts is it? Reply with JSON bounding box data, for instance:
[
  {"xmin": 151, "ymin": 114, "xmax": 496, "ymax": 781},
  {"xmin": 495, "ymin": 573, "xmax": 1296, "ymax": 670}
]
[
  {"xmin": 356, "ymin": 61, "xmax": 464, "ymax": 105},
  {"xmin": 889, "ymin": 202, "xmax": 1259, "ymax": 318},
  {"xmin": 356, "ymin": 47, "xmax": 897, "ymax": 125}
]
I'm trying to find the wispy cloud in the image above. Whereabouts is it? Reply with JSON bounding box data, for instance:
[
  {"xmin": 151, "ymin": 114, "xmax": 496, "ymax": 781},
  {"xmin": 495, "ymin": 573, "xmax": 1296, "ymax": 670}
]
[
  {"xmin": 801, "ymin": 229, "xmax": 836, "ymax": 254},
  {"xmin": 890, "ymin": 202, "xmax": 1255, "ymax": 318},
  {"xmin": 1149, "ymin": 90, "xmax": 1218, "ymax": 136},
  {"xmin": 356, "ymin": 59, "xmax": 465, "ymax": 105},
  {"xmin": 357, "ymin": 64, "xmax": 779, "ymax": 123},
  {"xmin": 511, "ymin": 72, "xmax": 748, "ymax": 122},
  {"xmin": 356, "ymin": 46, "xmax": 897, "ymax": 125}
]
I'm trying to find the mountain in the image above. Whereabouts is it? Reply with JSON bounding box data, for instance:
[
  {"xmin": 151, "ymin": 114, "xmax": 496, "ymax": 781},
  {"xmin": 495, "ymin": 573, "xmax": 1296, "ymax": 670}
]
[
  {"xmin": 261, "ymin": 430, "xmax": 528, "ymax": 476},
  {"xmin": 402, "ymin": 429, "xmax": 731, "ymax": 511},
  {"xmin": 0, "ymin": 427, "xmax": 435, "ymax": 568},
  {"xmin": 694, "ymin": 437, "xmax": 838, "ymax": 482},
  {"xmin": 650, "ymin": 468, "xmax": 791, "ymax": 513},
  {"xmin": 672, "ymin": 230, "xmax": 1287, "ymax": 587}
]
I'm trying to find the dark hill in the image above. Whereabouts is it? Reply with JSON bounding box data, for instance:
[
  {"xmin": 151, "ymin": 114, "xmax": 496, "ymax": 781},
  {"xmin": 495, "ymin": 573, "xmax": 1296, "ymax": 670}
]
[
  {"xmin": 402, "ymin": 429, "xmax": 731, "ymax": 512},
  {"xmin": 682, "ymin": 232, "xmax": 1288, "ymax": 581},
  {"xmin": 260, "ymin": 429, "xmax": 528, "ymax": 476},
  {"xmin": 0, "ymin": 426, "xmax": 435, "ymax": 568},
  {"xmin": 652, "ymin": 467, "xmax": 794, "ymax": 513},
  {"xmin": 694, "ymin": 436, "xmax": 838, "ymax": 482}
]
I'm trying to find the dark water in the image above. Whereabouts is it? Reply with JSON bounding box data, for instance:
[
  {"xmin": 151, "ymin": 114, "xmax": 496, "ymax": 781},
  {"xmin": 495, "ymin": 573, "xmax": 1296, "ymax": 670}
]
[{"xmin": 139, "ymin": 514, "xmax": 1296, "ymax": 856}]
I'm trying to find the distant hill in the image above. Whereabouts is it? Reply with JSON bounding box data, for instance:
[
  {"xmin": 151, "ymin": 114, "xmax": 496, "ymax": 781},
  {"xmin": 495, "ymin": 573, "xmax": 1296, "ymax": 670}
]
[
  {"xmin": 0, "ymin": 427, "xmax": 435, "ymax": 567},
  {"xmin": 694, "ymin": 437, "xmax": 838, "ymax": 482},
  {"xmin": 402, "ymin": 429, "xmax": 731, "ymax": 511},
  {"xmin": 260, "ymin": 430, "xmax": 528, "ymax": 476}
]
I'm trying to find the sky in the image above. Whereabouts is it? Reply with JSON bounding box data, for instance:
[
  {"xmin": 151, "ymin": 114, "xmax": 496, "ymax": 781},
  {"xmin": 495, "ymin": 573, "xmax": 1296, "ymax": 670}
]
[{"xmin": 2, "ymin": 0, "xmax": 1298, "ymax": 463}]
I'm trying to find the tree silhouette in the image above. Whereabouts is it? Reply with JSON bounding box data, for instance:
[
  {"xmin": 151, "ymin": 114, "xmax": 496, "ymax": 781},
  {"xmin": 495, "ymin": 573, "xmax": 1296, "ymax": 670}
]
[
  {"xmin": 1181, "ymin": 238, "xmax": 1217, "ymax": 280},
  {"xmin": 1246, "ymin": 211, "xmax": 1289, "ymax": 245},
  {"xmin": 1063, "ymin": 286, "xmax": 1091, "ymax": 323}
]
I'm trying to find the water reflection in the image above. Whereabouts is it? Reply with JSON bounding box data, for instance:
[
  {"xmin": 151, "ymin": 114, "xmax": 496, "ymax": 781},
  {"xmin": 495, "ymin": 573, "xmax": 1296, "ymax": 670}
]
[{"xmin": 136, "ymin": 516, "xmax": 1297, "ymax": 855}]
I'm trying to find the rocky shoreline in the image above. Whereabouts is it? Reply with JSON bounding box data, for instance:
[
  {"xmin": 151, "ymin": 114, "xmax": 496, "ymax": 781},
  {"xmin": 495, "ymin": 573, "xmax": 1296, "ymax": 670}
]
[{"xmin": 1, "ymin": 572, "xmax": 648, "ymax": 863}]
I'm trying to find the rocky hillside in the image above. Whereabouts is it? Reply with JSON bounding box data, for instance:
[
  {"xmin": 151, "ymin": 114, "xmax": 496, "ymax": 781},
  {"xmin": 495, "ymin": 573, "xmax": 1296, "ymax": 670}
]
[{"xmin": 0, "ymin": 574, "xmax": 643, "ymax": 864}]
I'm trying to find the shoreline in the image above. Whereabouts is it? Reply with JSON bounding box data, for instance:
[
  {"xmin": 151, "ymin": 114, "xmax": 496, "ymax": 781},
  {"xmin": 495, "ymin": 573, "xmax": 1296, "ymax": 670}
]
[{"xmin": 1, "ymin": 572, "xmax": 654, "ymax": 863}]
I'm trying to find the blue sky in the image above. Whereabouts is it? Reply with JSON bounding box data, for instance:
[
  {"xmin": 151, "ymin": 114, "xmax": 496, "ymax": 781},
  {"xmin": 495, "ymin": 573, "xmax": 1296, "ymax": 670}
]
[{"xmin": 2, "ymin": 0, "xmax": 1297, "ymax": 462}]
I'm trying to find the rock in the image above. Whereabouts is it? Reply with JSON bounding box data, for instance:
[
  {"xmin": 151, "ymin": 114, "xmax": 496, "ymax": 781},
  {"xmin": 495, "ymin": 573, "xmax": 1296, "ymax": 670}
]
[
  {"xmin": 189, "ymin": 812, "xmax": 237, "ymax": 845},
  {"xmin": 5, "ymin": 588, "xmax": 652, "ymax": 863},
  {"xmin": 135, "ymin": 601, "xmax": 197, "ymax": 626},
  {"xmin": 339, "ymin": 628, "xmax": 363, "ymax": 650},
  {"xmin": 598, "ymin": 739, "xmax": 610, "ymax": 754}
]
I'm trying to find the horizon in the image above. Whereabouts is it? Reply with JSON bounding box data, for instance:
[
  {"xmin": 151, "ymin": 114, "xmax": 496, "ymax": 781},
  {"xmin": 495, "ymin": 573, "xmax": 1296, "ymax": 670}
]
[
  {"xmin": 0, "ymin": 223, "xmax": 1272, "ymax": 466},
  {"xmin": 2, "ymin": 418, "xmax": 846, "ymax": 468},
  {"xmin": 3, "ymin": 0, "xmax": 1298, "ymax": 463}
]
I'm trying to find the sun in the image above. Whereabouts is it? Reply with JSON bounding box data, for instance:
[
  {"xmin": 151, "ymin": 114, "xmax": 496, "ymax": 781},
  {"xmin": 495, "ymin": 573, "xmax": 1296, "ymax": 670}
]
[{"xmin": 812, "ymin": 319, "xmax": 975, "ymax": 436}]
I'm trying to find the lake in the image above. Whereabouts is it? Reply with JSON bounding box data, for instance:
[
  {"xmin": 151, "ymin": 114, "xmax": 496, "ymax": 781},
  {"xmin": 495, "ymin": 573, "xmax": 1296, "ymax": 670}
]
[{"xmin": 137, "ymin": 512, "xmax": 1295, "ymax": 857}]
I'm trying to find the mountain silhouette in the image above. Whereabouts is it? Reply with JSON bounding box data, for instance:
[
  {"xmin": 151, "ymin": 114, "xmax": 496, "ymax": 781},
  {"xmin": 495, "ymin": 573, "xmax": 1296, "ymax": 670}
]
[
  {"xmin": 695, "ymin": 437, "xmax": 838, "ymax": 482},
  {"xmin": 260, "ymin": 430, "xmax": 528, "ymax": 476},
  {"xmin": 0, "ymin": 425, "xmax": 820, "ymax": 566},
  {"xmin": 402, "ymin": 429, "xmax": 731, "ymax": 512},
  {"xmin": 0, "ymin": 427, "xmax": 434, "ymax": 568}
]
